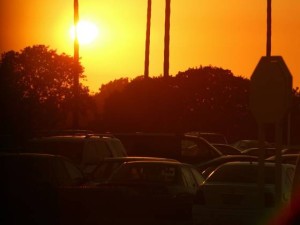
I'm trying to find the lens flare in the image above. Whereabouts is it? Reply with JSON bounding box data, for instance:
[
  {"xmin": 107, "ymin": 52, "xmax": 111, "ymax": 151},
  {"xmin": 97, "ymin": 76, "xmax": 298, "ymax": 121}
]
[{"xmin": 70, "ymin": 20, "xmax": 99, "ymax": 45}]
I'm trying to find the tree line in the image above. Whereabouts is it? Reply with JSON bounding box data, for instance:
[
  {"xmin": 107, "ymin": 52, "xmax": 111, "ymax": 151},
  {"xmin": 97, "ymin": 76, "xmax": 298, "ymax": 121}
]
[{"xmin": 1, "ymin": 45, "xmax": 299, "ymax": 146}]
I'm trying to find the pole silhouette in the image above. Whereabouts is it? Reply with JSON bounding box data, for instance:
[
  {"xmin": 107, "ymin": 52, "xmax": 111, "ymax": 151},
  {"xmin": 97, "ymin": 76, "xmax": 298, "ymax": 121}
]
[
  {"xmin": 266, "ymin": 0, "xmax": 271, "ymax": 57},
  {"xmin": 73, "ymin": 0, "xmax": 79, "ymax": 129},
  {"xmin": 144, "ymin": 0, "xmax": 152, "ymax": 78},
  {"xmin": 163, "ymin": 0, "xmax": 171, "ymax": 78}
]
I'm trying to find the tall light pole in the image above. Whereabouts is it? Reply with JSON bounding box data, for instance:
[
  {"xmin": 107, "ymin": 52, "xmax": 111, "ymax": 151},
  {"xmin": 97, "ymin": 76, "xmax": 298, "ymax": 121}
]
[
  {"xmin": 144, "ymin": 0, "xmax": 152, "ymax": 78},
  {"xmin": 266, "ymin": 0, "xmax": 271, "ymax": 57},
  {"xmin": 73, "ymin": 0, "xmax": 79, "ymax": 129},
  {"xmin": 163, "ymin": 0, "xmax": 171, "ymax": 78}
]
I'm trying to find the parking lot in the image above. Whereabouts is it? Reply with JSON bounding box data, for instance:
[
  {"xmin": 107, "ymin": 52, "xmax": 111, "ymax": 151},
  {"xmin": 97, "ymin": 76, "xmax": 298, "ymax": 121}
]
[{"xmin": 1, "ymin": 132, "xmax": 300, "ymax": 225}]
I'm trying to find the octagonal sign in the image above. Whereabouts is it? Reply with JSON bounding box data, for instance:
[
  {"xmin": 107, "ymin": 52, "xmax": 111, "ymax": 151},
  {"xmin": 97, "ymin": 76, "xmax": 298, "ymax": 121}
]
[{"xmin": 250, "ymin": 56, "xmax": 292, "ymax": 123}]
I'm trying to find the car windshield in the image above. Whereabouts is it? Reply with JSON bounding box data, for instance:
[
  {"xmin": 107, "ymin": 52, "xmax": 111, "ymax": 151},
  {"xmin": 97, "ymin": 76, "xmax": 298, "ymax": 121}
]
[
  {"xmin": 109, "ymin": 163, "xmax": 179, "ymax": 184},
  {"xmin": 93, "ymin": 161, "xmax": 123, "ymax": 181},
  {"xmin": 206, "ymin": 163, "xmax": 277, "ymax": 184},
  {"xmin": 200, "ymin": 134, "xmax": 227, "ymax": 144}
]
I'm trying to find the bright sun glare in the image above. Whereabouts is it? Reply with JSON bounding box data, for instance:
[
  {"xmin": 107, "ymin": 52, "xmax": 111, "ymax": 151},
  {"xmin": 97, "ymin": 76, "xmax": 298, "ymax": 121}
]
[{"xmin": 70, "ymin": 20, "xmax": 99, "ymax": 45}]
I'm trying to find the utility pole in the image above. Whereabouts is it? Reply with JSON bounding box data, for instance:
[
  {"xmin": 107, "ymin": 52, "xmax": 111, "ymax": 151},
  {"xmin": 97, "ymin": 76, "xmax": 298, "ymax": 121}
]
[
  {"xmin": 163, "ymin": 0, "xmax": 171, "ymax": 78},
  {"xmin": 73, "ymin": 0, "xmax": 79, "ymax": 129},
  {"xmin": 266, "ymin": 0, "xmax": 271, "ymax": 57},
  {"xmin": 144, "ymin": 0, "xmax": 152, "ymax": 78}
]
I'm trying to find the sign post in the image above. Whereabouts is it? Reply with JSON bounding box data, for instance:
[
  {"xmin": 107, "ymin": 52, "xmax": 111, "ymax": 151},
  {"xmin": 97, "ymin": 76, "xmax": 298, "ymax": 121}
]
[
  {"xmin": 250, "ymin": 56, "xmax": 292, "ymax": 123},
  {"xmin": 250, "ymin": 55, "xmax": 292, "ymax": 206}
]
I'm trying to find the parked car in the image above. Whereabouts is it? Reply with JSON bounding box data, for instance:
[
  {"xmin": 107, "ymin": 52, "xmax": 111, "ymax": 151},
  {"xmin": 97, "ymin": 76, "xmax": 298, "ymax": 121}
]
[
  {"xmin": 195, "ymin": 154, "xmax": 258, "ymax": 178},
  {"xmin": 269, "ymin": 154, "xmax": 300, "ymax": 225},
  {"xmin": 193, "ymin": 161, "xmax": 295, "ymax": 225},
  {"xmin": 241, "ymin": 147, "xmax": 282, "ymax": 158},
  {"xmin": 212, "ymin": 143, "xmax": 242, "ymax": 155},
  {"xmin": 105, "ymin": 160, "xmax": 205, "ymax": 221},
  {"xmin": 282, "ymin": 146, "xmax": 300, "ymax": 155},
  {"xmin": 232, "ymin": 139, "xmax": 274, "ymax": 151},
  {"xmin": 266, "ymin": 154, "xmax": 299, "ymax": 165},
  {"xmin": 0, "ymin": 153, "xmax": 89, "ymax": 225},
  {"xmin": 0, "ymin": 134, "xmax": 22, "ymax": 153},
  {"xmin": 185, "ymin": 131, "xmax": 228, "ymax": 144},
  {"xmin": 88, "ymin": 156, "xmax": 179, "ymax": 183},
  {"xmin": 115, "ymin": 132, "xmax": 223, "ymax": 164},
  {"xmin": 2, "ymin": 153, "xmax": 177, "ymax": 225},
  {"xmin": 24, "ymin": 133, "xmax": 127, "ymax": 173}
]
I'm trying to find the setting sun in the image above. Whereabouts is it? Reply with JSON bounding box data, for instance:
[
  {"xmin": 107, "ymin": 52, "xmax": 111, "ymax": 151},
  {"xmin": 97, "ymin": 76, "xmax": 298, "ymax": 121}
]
[
  {"xmin": 70, "ymin": 20, "xmax": 99, "ymax": 45},
  {"xmin": 0, "ymin": 0, "xmax": 300, "ymax": 93}
]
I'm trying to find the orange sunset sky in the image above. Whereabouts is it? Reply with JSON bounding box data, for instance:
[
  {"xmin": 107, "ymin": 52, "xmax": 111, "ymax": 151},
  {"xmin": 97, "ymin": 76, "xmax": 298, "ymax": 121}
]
[{"xmin": 0, "ymin": 0, "xmax": 299, "ymax": 93}]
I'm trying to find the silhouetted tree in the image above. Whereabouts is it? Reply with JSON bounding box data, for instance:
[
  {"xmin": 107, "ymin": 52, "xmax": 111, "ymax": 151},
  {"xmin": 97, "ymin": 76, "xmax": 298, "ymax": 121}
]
[
  {"xmin": 99, "ymin": 66, "xmax": 257, "ymax": 141},
  {"xmin": 174, "ymin": 66, "xmax": 256, "ymax": 140},
  {"xmin": 92, "ymin": 78, "xmax": 130, "ymax": 131},
  {"xmin": 0, "ymin": 45, "xmax": 91, "ymax": 141}
]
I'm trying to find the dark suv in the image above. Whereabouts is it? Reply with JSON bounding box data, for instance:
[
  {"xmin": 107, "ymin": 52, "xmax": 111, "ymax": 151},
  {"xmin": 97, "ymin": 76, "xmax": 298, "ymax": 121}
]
[
  {"xmin": 1, "ymin": 153, "xmax": 86, "ymax": 225},
  {"xmin": 114, "ymin": 133, "xmax": 223, "ymax": 164}
]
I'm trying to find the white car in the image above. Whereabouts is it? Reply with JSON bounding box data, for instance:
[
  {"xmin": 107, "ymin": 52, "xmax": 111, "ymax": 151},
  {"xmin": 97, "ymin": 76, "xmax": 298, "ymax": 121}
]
[
  {"xmin": 193, "ymin": 161, "xmax": 295, "ymax": 225},
  {"xmin": 105, "ymin": 160, "xmax": 205, "ymax": 221}
]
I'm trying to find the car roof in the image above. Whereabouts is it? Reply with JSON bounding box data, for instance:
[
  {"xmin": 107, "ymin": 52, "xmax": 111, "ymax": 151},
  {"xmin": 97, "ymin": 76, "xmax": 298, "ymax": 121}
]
[
  {"xmin": 185, "ymin": 131, "xmax": 228, "ymax": 143},
  {"xmin": 29, "ymin": 134, "xmax": 118, "ymax": 142},
  {"xmin": 206, "ymin": 161, "xmax": 295, "ymax": 184},
  {"xmin": 185, "ymin": 131, "xmax": 225, "ymax": 137},
  {"xmin": 0, "ymin": 152, "xmax": 63, "ymax": 159},
  {"xmin": 208, "ymin": 161, "xmax": 295, "ymax": 179},
  {"xmin": 121, "ymin": 160, "xmax": 185, "ymax": 166},
  {"xmin": 196, "ymin": 155, "xmax": 258, "ymax": 165},
  {"xmin": 31, "ymin": 135, "xmax": 86, "ymax": 141},
  {"xmin": 266, "ymin": 154, "xmax": 300, "ymax": 161},
  {"xmin": 115, "ymin": 132, "xmax": 207, "ymax": 139},
  {"xmin": 217, "ymin": 161, "xmax": 294, "ymax": 168},
  {"xmin": 99, "ymin": 156, "xmax": 178, "ymax": 162}
]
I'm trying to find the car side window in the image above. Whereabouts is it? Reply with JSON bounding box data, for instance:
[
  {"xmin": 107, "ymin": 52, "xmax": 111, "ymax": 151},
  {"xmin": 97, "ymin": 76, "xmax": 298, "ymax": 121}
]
[
  {"xmin": 63, "ymin": 160, "xmax": 84, "ymax": 185},
  {"xmin": 197, "ymin": 139, "xmax": 219, "ymax": 159},
  {"xmin": 181, "ymin": 166, "xmax": 198, "ymax": 188},
  {"xmin": 94, "ymin": 141, "xmax": 113, "ymax": 158},
  {"xmin": 181, "ymin": 139, "xmax": 199, "ymax": 157},
  {"xmin": 190, "ymin": 167, "xmax": 205, "ymax": 185},
  {"xmin": 107, "ymin": 139, "xmax": 127, "ymax": 157},
  {"xmin": 83, "ymin": 140, "xmax": 112, "ymax": 164},
  {"xmin": 93, "ymin": 162, "xmax": 121, "ymax": 181},
  {"xmin": 161, "ymin": 166, "xmax": 177, "ymax": 184},
  {"xmin": 53, "ymin": 158, "xmax": 73, "ymax": 186}
]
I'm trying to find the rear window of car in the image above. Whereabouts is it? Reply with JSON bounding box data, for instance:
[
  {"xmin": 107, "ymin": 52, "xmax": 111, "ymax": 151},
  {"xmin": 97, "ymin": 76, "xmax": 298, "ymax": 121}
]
[
  {"xmin": 93, "ymin": 161, "xmax": 123, "ymax": 181},
  {"xmin": 118, "ymin": 135, "xmax": 181, "ymax": 159},
  {"xmin": 206, "ymin": 163, "xmax": 277, "ymax": 184},
  {"xmin": 200, "ymin": 134, "xmax": 227, "ymax": 144},
  {"xmin": 110, "ymin": 163, "xmax": 180, "ymax": 184},
  {"xmin": 106, "ymin": 139, "xmax": 127, "ymax": 157}
]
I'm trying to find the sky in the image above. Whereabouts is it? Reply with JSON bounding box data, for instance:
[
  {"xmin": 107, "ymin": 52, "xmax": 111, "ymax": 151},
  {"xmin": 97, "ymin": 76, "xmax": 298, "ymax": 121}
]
[{"xmin": 0, "ymin": 0, "xmax": 299, "ymax": 93}]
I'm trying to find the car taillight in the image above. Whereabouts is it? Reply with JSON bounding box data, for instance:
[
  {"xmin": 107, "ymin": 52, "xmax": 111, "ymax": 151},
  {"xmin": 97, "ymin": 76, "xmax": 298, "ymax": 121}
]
[
  {"xmin": 194, "ymin": 190, "xmax": 205, "ymax": 205},
  {"xmin": 264, "ymin": 192, "xmax": 275, "ymax": 208}
]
